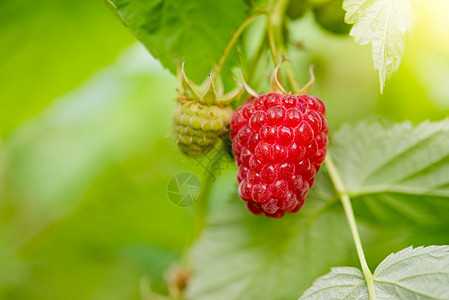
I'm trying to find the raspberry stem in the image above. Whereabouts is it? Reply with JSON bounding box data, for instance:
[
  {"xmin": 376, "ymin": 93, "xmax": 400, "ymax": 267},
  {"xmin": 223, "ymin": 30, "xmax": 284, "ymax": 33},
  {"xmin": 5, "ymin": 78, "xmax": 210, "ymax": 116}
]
[
  {"xmin": 267, "ymin": 0, "xmax": 301, "ymax": 92},
  {"xmin": 281, "ymin": 52, "xmax": 302, "ymax": 92},
  {"xmin": 267, "ymin": 16, "xmax": 280, "ymax": 67},
  {"xmin": 212, "ymin": 11, "xmax": 264, "ymax": 83},
  {"xmin": 267, "ymin": 0, "xmax": 288, "ymax": 65},
  {"xmin": 267, "ymin": 0, "xmax": 287, "ymax": 87},
  {"xmin": 325, "ymin": 154, "xmax": 376, "ymax": 300}
]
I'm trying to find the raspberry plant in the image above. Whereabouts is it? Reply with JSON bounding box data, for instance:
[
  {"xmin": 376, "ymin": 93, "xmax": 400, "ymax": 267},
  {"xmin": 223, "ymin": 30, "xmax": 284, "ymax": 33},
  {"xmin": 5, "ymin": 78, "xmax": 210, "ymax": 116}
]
[{"xmin": 106, "ymin": 0, "xmax": 449, "ymax": 299}]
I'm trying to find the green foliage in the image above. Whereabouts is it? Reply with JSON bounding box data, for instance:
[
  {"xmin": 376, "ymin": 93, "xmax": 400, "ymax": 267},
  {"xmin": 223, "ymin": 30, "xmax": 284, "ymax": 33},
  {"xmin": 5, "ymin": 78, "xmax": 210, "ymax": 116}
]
[
  {"xmin": 343, "ymin": 0, "xmax": 415, "ymax": 92},
  {"xmin": 106, "ymin": 0, "xmax": 249, "ymax": 83},
  {"xmin": 187, "ymin": 172, "xmax": 352, "ymax": 300},
  {"xmin": 300, "ymin": 246, "xmax": 449, "ymax": 299},
  {"xmin": 3, "ymin": 0, "xmax": 449, "ymax": 299},
  {"xmin": 332, "ymin": 121, "xmax": 449, "ymax": 227},
  {"xmin": 187, "ymin": 121, "xmax": 449, "ymax": 299}
]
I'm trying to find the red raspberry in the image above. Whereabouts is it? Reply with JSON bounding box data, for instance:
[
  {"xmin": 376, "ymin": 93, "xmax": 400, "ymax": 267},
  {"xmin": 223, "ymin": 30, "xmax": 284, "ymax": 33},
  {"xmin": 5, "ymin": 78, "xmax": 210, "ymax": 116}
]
[{"xmin": 230, "ymin": 92, "xmax": 328, "ymax": 218}]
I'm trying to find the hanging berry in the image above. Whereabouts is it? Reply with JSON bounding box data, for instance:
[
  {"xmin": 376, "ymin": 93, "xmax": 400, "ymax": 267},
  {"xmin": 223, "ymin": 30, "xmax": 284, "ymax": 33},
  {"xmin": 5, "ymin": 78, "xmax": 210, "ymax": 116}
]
[
  {"xmin": 230, "ymin": 65, "xmax": 328, "ymax": 218},
  {"xmin": 173, "ymin": 63, "xmax": 242, "ymax": 156}
]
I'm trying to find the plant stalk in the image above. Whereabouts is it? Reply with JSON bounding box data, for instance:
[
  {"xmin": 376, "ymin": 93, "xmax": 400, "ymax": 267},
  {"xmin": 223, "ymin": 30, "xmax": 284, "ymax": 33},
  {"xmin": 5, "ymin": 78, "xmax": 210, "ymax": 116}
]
[
  {"xmin": 212, "ymin": 11, "xmax": 264, "ymax": 82},
  {"xmin": 267, "ymin": 0, "xmax": 289, "ymax": 64},
  {"xmin": 267, "ymin": 16, "xmax": 280, "ymax": 66},
  {"xmin": 267, "ymin": 0, "xmax": 302, "ymax": 91},
  {"xmin": 325, "ymin": 154, "xmax": 376, "ymax": 299},
  {"xmin": 282, "ymin": 53, "xmax": 301, "ymax": 91}
]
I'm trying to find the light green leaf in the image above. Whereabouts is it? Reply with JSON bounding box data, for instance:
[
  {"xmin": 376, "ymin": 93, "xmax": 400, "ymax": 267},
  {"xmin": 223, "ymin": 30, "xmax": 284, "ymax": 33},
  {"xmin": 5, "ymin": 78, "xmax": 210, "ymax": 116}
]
[
  {"xmin": 332, "ymin": 121, "xmax": 449, "ymax": 227},
  {"xmin": 300, "ymin": 245, "xmax": 449, "ymax": 299},
  {"xmin": 187, "ymin": 172, "xmax": 356, "ymax": 300},
  {"xmin": 106, "ymin": 0, "xmax": 248, "ymax": 83},
  {"xmin": 188, "ymin": 120, "xmax": 449, "ymax": 299},
  {"xmin": 374, "ymin": 246, "xmax": 449, "ymax": 298},
  {"xmin": 343, "ymin": 0, "xmax": 415, "ymax": 92},
  {"xmin": 299, "ymin": 267, "xmax": 366, "ymax": 299}
]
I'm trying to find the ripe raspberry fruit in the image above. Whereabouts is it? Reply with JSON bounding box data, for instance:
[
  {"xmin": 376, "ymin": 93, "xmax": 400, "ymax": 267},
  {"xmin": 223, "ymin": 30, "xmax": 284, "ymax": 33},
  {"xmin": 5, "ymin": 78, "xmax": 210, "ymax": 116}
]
[
  {"xmin": 173, "ymin": 63, "xmax": 241, "ymax": 156},
  {"xmin": 230, "ymin": 92, "xmax": 328, "ymax": 218}
]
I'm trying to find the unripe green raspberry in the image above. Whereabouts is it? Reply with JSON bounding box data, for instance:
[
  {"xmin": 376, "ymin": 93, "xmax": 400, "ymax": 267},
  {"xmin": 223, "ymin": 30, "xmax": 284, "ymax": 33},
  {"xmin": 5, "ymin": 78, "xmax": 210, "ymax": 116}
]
[
  {"xmin": 173, "ymin": 63, "xmax": 241, "ymax": 156},
  {"xmin": 173, "ymin": 99, "xmax": 233, "ymax": 156}
]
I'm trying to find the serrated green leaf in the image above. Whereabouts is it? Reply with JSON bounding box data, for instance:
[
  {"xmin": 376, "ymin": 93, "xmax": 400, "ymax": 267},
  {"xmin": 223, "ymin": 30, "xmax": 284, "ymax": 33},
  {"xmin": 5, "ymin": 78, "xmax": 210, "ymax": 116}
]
[
  {"xmin": 300, "ymin": 245, "xmax": 449, "ymax": 299},
  {"xmin": 332, "ymin": 121, "xmax": 449, "ymax": 227},
  {"xmin": 343, "ymin": 0, "xmax": 415, "ymax": 93},
  {"xmin": 106, "ymin": 0, "xmax": 248, "ymax": 83},
  {"xmin": 299, "ymin": 267, "xmax": 366, "ymax": 299},
  {"xmin": 374, "ymin": 246, "xmax": 449, "ymax": 298}
]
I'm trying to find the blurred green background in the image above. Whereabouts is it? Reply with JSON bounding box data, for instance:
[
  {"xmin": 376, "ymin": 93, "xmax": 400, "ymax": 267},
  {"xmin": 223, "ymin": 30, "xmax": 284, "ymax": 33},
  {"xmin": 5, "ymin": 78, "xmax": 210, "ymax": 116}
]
[{"xmin": 0, "ymin": 0, "xmax": 448, "ymax": 299}]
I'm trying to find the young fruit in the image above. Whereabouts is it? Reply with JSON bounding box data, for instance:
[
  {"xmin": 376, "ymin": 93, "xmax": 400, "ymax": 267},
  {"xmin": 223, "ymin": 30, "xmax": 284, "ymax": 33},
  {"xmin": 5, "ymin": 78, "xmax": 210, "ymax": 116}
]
[
  {"xmin": 173, "ymin": 63, "xmax": 242, "ymax": 156},
  {"xmin": 312, "ymin": 0, "xmax": 351, "ymax": 35},
  {"xmin": 287, "ymin": 0, "xmax": 309, "ymax": 20},
  {"xmin": 230, "ymin": 67, "xmax": 328, "ymax": 218}
]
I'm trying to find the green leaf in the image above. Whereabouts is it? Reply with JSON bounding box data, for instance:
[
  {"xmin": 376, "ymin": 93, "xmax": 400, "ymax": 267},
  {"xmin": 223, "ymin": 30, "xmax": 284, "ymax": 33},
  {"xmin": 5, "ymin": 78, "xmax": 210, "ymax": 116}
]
[
  {"xmin": 187, "ymin": 172, "xmax": 357, "ymax": 300},
  {"xmin": 343, "ymin": 0, "xmax": 415, "ymax": 93},
  {"xmin": 106, "ymin": 0, "xmax": 248, "ymax": 83},
  {"xmin": 332, "ymin": 121, "xmax": 449, "ymax": 227},
  {"xmin": 300, "ymin": 245, "xmax": 449, "ymax": 299},
  {"xmin": 300, "ymin": 267, "xmax": 366, "ymax": 299},
  {"xmin": 188, "ymin": 120, "xmax": 449, "ymax": 299}
]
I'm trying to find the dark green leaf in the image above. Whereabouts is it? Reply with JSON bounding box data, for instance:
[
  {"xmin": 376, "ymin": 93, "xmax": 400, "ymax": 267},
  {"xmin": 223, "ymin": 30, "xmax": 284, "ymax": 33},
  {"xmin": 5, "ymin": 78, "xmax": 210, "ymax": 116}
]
[{"xmin": 106, "ymin": 0, "xmax": 249, "ymax": 83}]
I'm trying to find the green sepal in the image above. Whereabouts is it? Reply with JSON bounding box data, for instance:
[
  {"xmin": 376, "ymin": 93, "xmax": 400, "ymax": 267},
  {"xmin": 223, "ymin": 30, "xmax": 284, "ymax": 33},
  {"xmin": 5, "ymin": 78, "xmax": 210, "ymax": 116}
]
[
  {"xmin": 201, "ymin": 76, "xmax": 217, "ymax": 105},
  {"xmin": 178, "ymin": 62, "xmax": 200, "ymax": 100},
  {"xmin": 216, "ymin": 82, "xmax": 243, "ymax": 105},
  {"xmin": 178, "ymin": 62, "xmax": 242, "ymax": 105},
  {"xmin": 298, "ymin": 65, "xmax": 315, "ymax": 95},
  {"xmin": 270, "ymin": 62, "xmax": 287, "ymax": 94}
]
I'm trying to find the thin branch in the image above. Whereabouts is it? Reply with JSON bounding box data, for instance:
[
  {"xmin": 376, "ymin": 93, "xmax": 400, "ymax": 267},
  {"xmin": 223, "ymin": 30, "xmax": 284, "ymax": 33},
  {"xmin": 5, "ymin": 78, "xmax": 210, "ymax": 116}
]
[
  {"xmin": 325, "ymin": 154, "xmax": 377, "ymax": 300},
  {"xmin": 212, "ymin": 11, "xmax": 265, "ymax": 82}
]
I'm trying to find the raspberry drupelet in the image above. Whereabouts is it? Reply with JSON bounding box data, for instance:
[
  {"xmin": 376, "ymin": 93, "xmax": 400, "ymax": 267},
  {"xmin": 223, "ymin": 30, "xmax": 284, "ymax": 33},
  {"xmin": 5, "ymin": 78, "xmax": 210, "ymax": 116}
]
[{"xmin": 230, "ymin": 92, "xmax": 328, "ymax": 218}]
